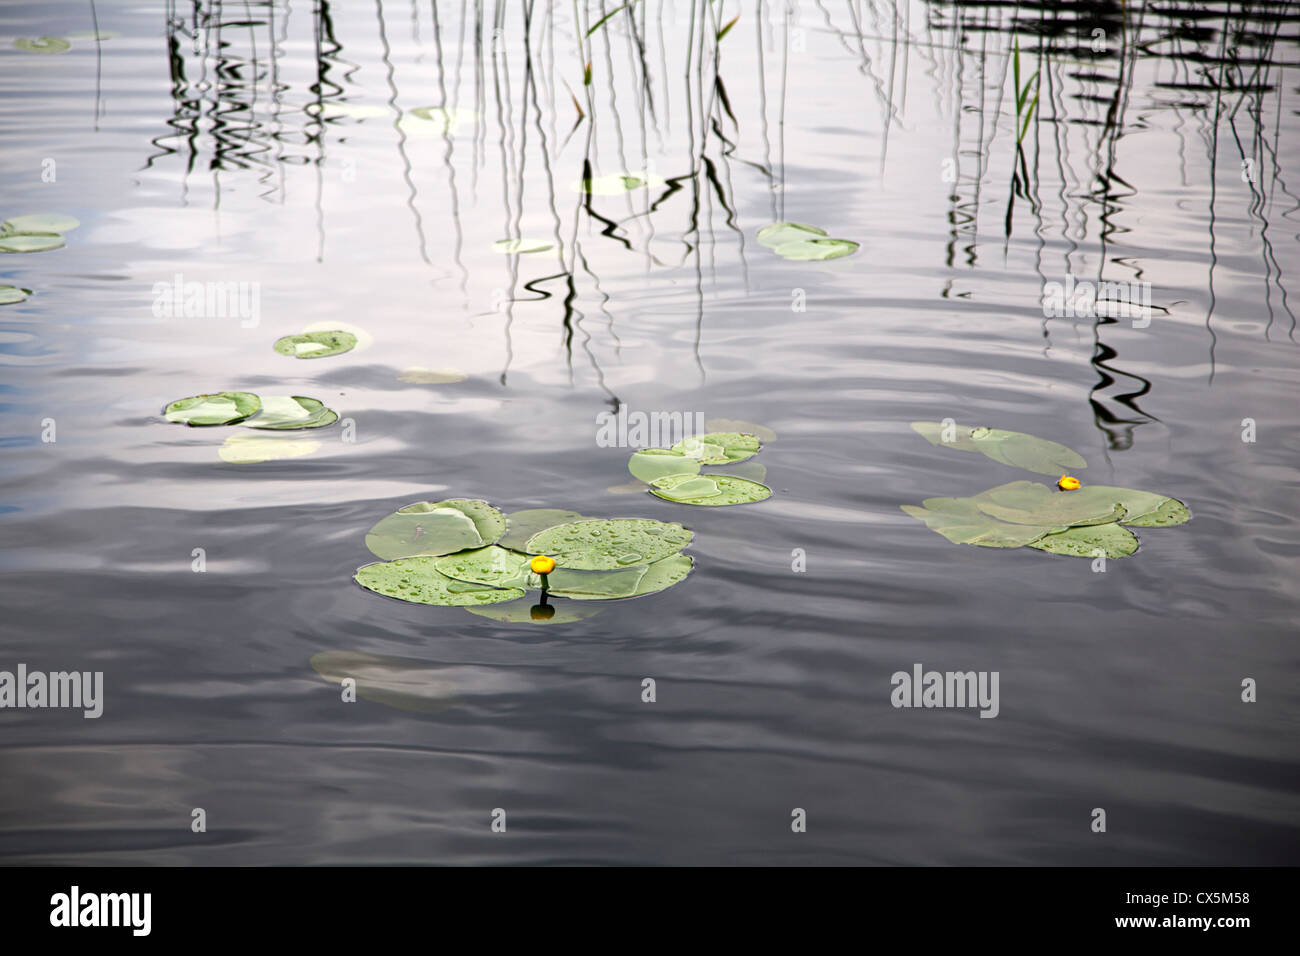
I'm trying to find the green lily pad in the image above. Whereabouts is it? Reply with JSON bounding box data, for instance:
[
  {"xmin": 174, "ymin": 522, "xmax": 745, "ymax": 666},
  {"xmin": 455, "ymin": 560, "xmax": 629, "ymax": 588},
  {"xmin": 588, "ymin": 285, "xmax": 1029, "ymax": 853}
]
[
  {"xmin": 1122, "ymin": 495, "xmax": 1190, "ymax": 527},
  {"xmin": 498, "ymin": 509, "xmax": 588, "ymax": 552},
  {"xmin": 773, "ymin": 238, "xmax": 859, "ymax": 261},
  {"xmin": 670, "ymin": 431, "xmax": 760, "ymax": 465},
  {"xmin": 435, "ymin": 546, "xmax": 533, "ymax": 590},
  {"xmin": 757, "ymin": 222, "xmax": 827, "ymax": 247},
  {"xmin": 573, "ymin": 171, "xmax": 668, "ymax": 195},
  {"xmin": 911, "ymin": 421, "xmax": 1087, "ymax": 475},
  {"xmin": 218, "ymin": 434, "xmax": 321, "ymax": 464},
  {"xmin": 972, "ymin": 481, "xmax": 1127, "ymax": 528},
  {"xmin": 901, "ymin": 498, "xmax": 1065, "ymax": 547},
  {"xmin": 627, "ymin": 448, "xmax": 701, "ymax": 483},
  {"xmin": 546, "ymin": 564, "xmax": 649, "ymax": 599},
  {"xmin": 310, "ymin": 650, "xmax": 458, "ymax": 714},
  {"xmin": 1029, "ymin": 523, "xmax": 1139, "ymax": 558},
  {"xmin": 706, "ymin": 418, "xmax": 778, "ymax": 442},
  {"xmin": 241, "ymin": 395, "xmax": 338, "ymax": 430},
  {"xmin": 651, "ymin": 473, "xmax": 772, "ymax": 506},
  {"xmin": 0, "ymin": 233, "xmax": 64, "ymax": 253},
  {"xmin": 2, "ymin": 214, "xmax": 80, "ymax": 234},
  {"xmin": 492, "ymin": 238, "xmax": 553, "ymax": 254},
  {"xmin": 0, "ymin": 285, "xmax": 31, "ymax": 305},
  {"xmin": 365, "ymin": 498, "xmax": 506, "ymax": 560},
  {"xmin": 164, "ymin": 391, "xmax": 261, "ymax": 426},
  {"xmin": 465, "ymin": 598, "xmax": 604, "ymax": 624},
  {"xmin": 355, "ymin": 556, "xmax": 523, "ymax": 606},
  {"xmin": 525, "ymin": 518, "xmax": 693, "ymax": 570},
  {"xmin": 704, "ymin": 461, "xmax": 767, "ymax": 484},
  {"xmin": 14, "ymin": 37, "xmax": 70, "ymax": 54},
  {"xmin": 273, "ymin": 330, "xmax": 357, "ymax": 359}
]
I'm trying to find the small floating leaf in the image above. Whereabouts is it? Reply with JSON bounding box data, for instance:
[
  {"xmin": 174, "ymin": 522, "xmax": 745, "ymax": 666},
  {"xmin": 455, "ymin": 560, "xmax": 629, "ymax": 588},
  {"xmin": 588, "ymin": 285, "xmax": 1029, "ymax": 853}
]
[
  {"xmin": 772, "ymin": 238, "xmax": 859, "ymax": 261},
  {"xmin": 2, "ymin": 214, "xmax": 79, "ymax": 234},
  {"xmin": 757, "ymin": 222, "xmax": 827, "ymax": 247},
  {"xmin": 526, "ymin": 518, "xmax": 693, "ymax": 571},
  {"xmin": 365, "ymin": 498, "xmax": 505, "ymax": 560},
  {"xmin": 546, "ymin": 564, "xmax": 649, "ymax": 600},
  {"xmin": 670, "ymin": 431, "xmax": 760, "ymax": 465},
  {"xmin": 164, "ymin": 391, "xmax": 261, "ymax": 426},
  {"xmin": 241, "ymin": 395, "xmax": 338, "ymax": 430},
  {"xmin": 706, "ymin": 418, "xmax": 777, "ymax": 442},
  {"xmin": 911, "ymin": 421, "xmax": 1087, "ymax": 475},
  {"xmin": 397, "ymin": 367, "xmax": 468, "ymax": 384},
  {"xmin": 302, "ymin": 320, "xmax": 373, "ymax": 352},
  {"xmin": 704, "ymin": 461, "xmax": 767, "ymax": 484},
  {"xmin": 14, "ymin": 37, "xmax": 70, "ymax": 54},
  {"xmin": 218, "ymin": 434, "xmax": 320, "ymax": 464},
  {"xmin": 628, "ymin": 448, "xmax": 701, "ymax": 483},
  {"xmin": 0, "ymin": 233, "xmax": 64, "ymax": 253},
  {"xmin": 355, "ymin": 556, "xmax": 523, "ymax": 606},
  {"xmin": 1029, "ymin": 523, "xmax": 1139, "ymax": 558},
  {"xmin": 310, "ymin": 651, "xmax": 457, "ymax": 714},
  {"xmin": 273, "ymin": 330, "xmax": 356, "ymax": 359},
  {"xmin": 492, "ymin": 238, "xmax": 553, "ymax": 254},
  {"xmin": 0, "ymin": 285, "xmax": 31, "ymax": 305},
  {"xmin": 1122, "ymin": 495, "xmax": 1190, "ymax": 527},
  {"xmin": 498, "ymin": 508, "xmax": 588, "ymax": 552},
  {"xmin": 651, "ymin": 473, "xmax": 772, "ymax": 506}
]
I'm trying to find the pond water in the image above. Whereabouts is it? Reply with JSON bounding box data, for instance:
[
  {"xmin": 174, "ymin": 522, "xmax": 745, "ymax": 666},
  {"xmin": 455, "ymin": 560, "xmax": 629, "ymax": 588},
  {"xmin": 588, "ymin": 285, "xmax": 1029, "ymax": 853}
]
[{"xmin": 1, "ymin": 0, "xmax": 1297, "ymax": 864}]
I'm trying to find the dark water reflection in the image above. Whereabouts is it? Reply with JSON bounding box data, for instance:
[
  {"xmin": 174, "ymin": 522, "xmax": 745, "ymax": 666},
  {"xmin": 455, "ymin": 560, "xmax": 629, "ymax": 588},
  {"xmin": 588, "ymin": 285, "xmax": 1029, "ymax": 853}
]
[{"xmin": 0, "ymin": 0, "xmax": 1297, "ymax": 864}]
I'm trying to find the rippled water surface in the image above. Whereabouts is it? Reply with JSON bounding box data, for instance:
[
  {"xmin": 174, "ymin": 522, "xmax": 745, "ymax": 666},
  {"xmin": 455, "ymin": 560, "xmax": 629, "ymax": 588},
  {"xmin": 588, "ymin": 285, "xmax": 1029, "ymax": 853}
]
[{"xmin": 1, "ymin": 0, "xmax": 1298, "ymax": 864}]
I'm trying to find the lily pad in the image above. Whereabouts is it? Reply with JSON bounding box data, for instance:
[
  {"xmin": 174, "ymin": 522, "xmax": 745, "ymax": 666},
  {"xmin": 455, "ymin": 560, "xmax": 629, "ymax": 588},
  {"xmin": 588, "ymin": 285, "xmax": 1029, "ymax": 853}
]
[
  {"xmin": 0, "ymin": 233, "xmax": 64, "ymax": 253},
  {"xmin": 2, "ymin": 214, "xmax": 79, "ymax": 234},
  {"xmin": 972, "ymin": 481, "xmax": 1127, "ymax": 528},
  {"xmin": 302, "ymin": 321, "xmax": 373, "ymax": 353},
  {"xmin": 628, "ymin": 448, "xmax": 701, "ymax": 483},
  {"xmin": 218, "ymin": 434, "xmax": 321, "ymax": 464},
  {"xmin": 164, "ymin": 391, "xmax": 261, "ymax": 426},
  {"xmin": 525, "ymin": 518, "xmax": 693, "ymax": 571},
  {"xmin": 273, "ymin": 330, "xmax": 356, "ymax": 359},
  {"xmin": 355, "ymin": 556, "xmax": 523, "ymax": 606},
  {"xmin": 14, "ymin": 37, "xmax": 70, "ymax": 54},
  {"xmin": 651, "ymin": 473, "xmax": 772, "ymax": 506},
  {"xmin": 0, "ymin": 285, "xmax": 31, "ymax": 305},
  {"xmin": 365, "ymin": 498, "xmax": 506, "ymax": 560},
  {"xmin": 1122, "ymin": 495, "xmax": 1190, "ymax": 527},
  {"xmin": 773, "ymin": 238, "xmax": 859, "ymax": 261},
  {"xmin": 498, "ymin": 508, "xmax": 588, "ymax": 552},
  {"xmin": 573, "ymin": 171, "xmax": 667, "ymax": 195},
  {"xmin": 704, "ymin": 461, "xmax": 767, "ymax": 484},
  {"xmin": 435, "ymin": 546, "xmax": 533, "ymax": 590},
  {"xmin": 757, "ymin": 222, "xmax": 827, "ymax": 247},
  {"xmin": 911, "ymin": 421, "xmax": 1087, "ymax": 475},
  {"xmin": 241, "ymin": 395, "xmax": 338, "ymax": 430},
  {"xmin": 492, "ymin": 238, "xmax": 553, "ymax": 254},
  {"xmin": 465, "ymin": 598, "xmax": 604, "ymax": 624},
  {"xmin": 397, "ymin": 367, "xmax": 468, "ymax": 384},
  {"xmin": 310, "ymin": 650, "xmax": 458, "ymax": 714},
  {"xmin": 706, "ymin": 418, "xmax": 778, "ymax": 443},
  {"xmin": 670, "ymin": 431, "xmax": 760, "ymax": 465},
  {"xmin": 901, "ymin": 497, "xmax": 1065, "ymax": 547},
  {"xmin": 1029, "ymin": 523, "xmax": 1139, "ymax": 558}
]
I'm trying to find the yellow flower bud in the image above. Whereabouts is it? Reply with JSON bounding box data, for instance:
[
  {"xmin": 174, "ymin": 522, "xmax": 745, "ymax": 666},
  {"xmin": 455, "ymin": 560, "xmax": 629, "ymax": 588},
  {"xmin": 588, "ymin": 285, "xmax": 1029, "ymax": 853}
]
[
  {"xmin": 530, "ymin": 555, "xmax": 556, "ymax": 575},
  {"xmin": 1058, "ymin": 475, "xmax": 1081, "ymax": 491}
]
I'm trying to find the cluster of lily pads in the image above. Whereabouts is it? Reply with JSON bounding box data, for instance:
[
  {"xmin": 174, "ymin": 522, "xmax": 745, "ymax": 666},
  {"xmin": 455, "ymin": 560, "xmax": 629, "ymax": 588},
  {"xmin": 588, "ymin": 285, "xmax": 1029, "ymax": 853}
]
[
  {"xmin": 903, "ymin": 422, "xmax": 1190, "ymax": 558},
  {"xmin": 0, "ymin": 213, "xmax": 80, "ymax": 306},
  {"xmin": 626, "ymin": 430, "xmax": 773, "ymax": 506},
  {"xmin": 355, "ymin": 499, "xmax": 695, "ymax": 621},
  {"xmin": 757, "ymin": 222, "xmax": 859, "ymax": 261}
]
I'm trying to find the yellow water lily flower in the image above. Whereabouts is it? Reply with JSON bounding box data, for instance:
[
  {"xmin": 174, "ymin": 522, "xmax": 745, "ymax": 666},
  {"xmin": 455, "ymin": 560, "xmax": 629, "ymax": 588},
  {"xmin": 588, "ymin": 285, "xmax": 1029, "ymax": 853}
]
[
  {"xmin": 1058, "ymin": 475, "xmax": 1081, "ymax": 491},
  {"xmin": 530, "ymin": 555, "xmax": 556, "ymax": 575}
]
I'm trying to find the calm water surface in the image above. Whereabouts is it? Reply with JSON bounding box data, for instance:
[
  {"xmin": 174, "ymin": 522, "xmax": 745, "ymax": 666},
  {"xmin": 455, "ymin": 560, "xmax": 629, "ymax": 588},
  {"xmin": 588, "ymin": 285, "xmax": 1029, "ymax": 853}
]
[{"xmin": 1, "ymin": 0, "xmax": 1298, "ymax": 864}]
